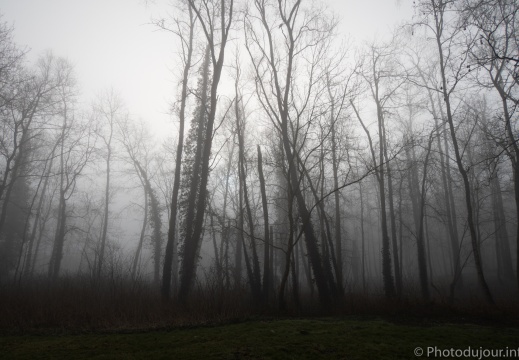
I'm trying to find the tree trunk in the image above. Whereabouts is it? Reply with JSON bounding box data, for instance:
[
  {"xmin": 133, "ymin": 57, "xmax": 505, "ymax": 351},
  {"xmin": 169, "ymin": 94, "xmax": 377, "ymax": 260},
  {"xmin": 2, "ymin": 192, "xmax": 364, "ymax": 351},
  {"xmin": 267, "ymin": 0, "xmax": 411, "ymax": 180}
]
[
  {"xmin": 235, "ymin": 80, "xmax": 261, "ymax": 299},
  {"xmin": 352, "ymin": 100, "xmax": 395, "ymax": 297},
  {"xmin": 436, "ymin": 97, "xmax": 463, "ymax": 292},
  {"xmin": 416, "ymin": 134, "xmax": 434, "ymax": 301},
  {"xmin": 49, "ymin": 110, "xmax": 69, "ymax": 281},
  {"xmin": 178, "ymin": 45, "xmax": 211, "ymax": 302},
  {"xmin": 161, "ymin": 5, "xmax": 194, "ymax": 299},
  {"xmin": 492, "ymin": 172, "xmax": 514, "ymax": 280},
  {"xmin": 298, "ymin": 151, "xmax": 338, "ymax": 296},
  {"xmin": 21, "ymin": 146, "xmax": 56, "ymax": 279},
  {"xmin": 178, "ymin": 0, "xmax": 233, "ymax": 302},
  {"xmin": 49, "ymin": 190, "xmax": 66, "ymax": 280},
  {"xmin": 97, "ymin": 129, "xmax": 112, "ymax": 280},
  {"xmin": 382, "ymin": 114, "xmax": 401, "ymax": 297},
  {"xmin": 359, "ymin": 181, "xmax": 367, "ymax": 294},
  {"xmin": 246, "ymin": 0, "xmax": 332, "ymax": 306},
  {"xmin": 327, "ymin": 75, "xmax": 344, "ymax": 295},
  {"xmin": 132, "ymin": 187, "xmax": 148, "ymax": 280},
  {"xmin": 279, "ymin": 183, "xmax": 296, "ymax": 311},
  {"xmin": 435, "ymin": 25, "xmax": 494, "ymax": 305},
  {"xmin": 419, "ymin": 69, "xmax": 463, "ymax": 292},
  {"xmin": 492, "ymin": 76, "xmax": 519, "ymax": 290},
  {"xmin": 258, "ymin": 145, "xmax": 271, "ymax": 303},
  {"xmin": 30, "ymin": 193, "xmax": 54, "ymax": 275}
]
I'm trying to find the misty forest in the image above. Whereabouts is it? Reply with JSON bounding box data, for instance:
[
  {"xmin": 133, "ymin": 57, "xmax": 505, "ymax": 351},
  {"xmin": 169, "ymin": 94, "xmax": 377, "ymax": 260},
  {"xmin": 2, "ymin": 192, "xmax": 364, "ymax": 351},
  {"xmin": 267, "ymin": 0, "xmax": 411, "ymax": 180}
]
[{"xmin": 1, "ymin": 0, "xmax": 519, "ymax": 357}]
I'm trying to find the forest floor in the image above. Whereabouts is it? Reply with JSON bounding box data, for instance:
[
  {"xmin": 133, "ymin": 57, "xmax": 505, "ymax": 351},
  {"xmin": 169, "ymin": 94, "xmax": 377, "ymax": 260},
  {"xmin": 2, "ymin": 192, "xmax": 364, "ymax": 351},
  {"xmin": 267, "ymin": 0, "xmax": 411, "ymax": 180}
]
[{"xmin": 1, "ymin": 317, "xmax": 518, "ymax": 359}]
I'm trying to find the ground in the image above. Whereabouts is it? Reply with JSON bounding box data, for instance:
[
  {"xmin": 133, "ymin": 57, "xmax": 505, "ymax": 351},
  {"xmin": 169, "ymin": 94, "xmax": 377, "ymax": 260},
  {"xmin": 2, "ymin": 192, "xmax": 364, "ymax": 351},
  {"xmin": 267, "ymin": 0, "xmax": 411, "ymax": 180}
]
[{"xmin": 1, "ymin": 318, "xmax": 518, "ymax": 359}]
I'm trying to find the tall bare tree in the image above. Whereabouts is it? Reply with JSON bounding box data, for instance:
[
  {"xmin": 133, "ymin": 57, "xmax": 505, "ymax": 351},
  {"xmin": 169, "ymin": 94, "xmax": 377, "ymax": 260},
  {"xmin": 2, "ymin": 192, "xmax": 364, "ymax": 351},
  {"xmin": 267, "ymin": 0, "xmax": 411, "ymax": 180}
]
[
  {"xmin": 462, "ymin": 0, "xmax": 519, "ymax": 289},
  {"xmin": 414, "ymin": 0, "xmax": 494, "ymax": 304},
  {"xmin": 244, "ymin": 0, "xmax": 339, "ymax": 305},
  {"xmin": 159, "ymin": 0, "xmax": 196, "ymax": 300},
  {"xmin": 93, "ymin": 89, "xmax": 124, "ymax": 279},
  {"xmin": 178, "ymin": 0, "xmax": 234, "ymax": 302}
]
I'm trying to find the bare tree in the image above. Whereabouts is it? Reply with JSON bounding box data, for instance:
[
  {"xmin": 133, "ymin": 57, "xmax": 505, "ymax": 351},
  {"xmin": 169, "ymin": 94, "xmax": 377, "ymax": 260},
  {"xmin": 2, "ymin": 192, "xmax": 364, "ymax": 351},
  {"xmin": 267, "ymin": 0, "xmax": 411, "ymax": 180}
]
[
  {"xmin": 117, "ymin": 118, "xmax": 162, "ymax": 283},
  {"xmin": 257, "ymin": 144, "xmax": 270, "ymax": 303},
  {"xmin": 234, "ymin": 61, "xmax": 262, "ymax": 299},
  {"xmin": 93, "ymin": 89, "xmax": 124, "ymax": 280},
  {"xmin": 407, "ymin": 47, "xmax": 465, "ymax": 297},
  {"xmin": 0, "ymin": 52, "xmax": 70, "ymax": 278},
  {"xmin": 463, "ymin": 0, "xmax": 519, "ymax": 288},
  {"xmin": 48, "ymin": 70, "xmax": 94, "ymax": 280},
  {"xmin": 158, "ymin": 0, "xmax": 197, "ymax": 300},
  {"xmin": 244, "ymin": 0, "xmax": 339, "ymax": 306},
  {"xmin": 352, "ymin": 39, "xmax": 407, "ymax": 297},
  {"xmin": 414, "ymin": 0, "xmax": 494, "ymax": 304},
  {"xmin": 178, "ymin": 0, "xmax": 234, "ymax": 302}
]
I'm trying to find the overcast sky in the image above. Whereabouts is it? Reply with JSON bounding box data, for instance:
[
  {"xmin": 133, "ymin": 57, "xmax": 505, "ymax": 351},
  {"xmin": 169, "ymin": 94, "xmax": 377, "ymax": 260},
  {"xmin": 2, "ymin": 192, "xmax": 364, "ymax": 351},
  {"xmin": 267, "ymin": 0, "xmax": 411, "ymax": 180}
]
[{"xmin": 0, "ymin": 0, "xmax": 413, "ymax": 136}]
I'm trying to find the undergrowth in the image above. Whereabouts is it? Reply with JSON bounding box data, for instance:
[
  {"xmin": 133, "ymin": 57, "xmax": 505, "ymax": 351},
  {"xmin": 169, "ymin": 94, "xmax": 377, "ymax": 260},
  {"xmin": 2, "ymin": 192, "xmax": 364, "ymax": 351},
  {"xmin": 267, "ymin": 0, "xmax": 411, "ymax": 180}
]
[{"xmin": 0, "ymin": 276, "xmax": 517, "ymax": 334}]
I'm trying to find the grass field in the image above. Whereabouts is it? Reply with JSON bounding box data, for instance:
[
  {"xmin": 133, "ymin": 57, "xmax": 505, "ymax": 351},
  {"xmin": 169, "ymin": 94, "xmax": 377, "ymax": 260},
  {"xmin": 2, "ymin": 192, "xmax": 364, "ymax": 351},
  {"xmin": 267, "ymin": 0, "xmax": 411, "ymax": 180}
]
[{"xmin": 1, "ymin": 318, "xmax": 518, "ymax": 359}]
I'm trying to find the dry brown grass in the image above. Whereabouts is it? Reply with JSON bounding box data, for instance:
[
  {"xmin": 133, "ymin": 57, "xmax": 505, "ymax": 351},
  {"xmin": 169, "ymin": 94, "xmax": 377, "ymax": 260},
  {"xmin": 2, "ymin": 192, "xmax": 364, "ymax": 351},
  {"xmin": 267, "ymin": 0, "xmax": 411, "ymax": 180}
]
[{"xmin": 1, "ymin": 275, "xmax": 517, "ymax": 334}]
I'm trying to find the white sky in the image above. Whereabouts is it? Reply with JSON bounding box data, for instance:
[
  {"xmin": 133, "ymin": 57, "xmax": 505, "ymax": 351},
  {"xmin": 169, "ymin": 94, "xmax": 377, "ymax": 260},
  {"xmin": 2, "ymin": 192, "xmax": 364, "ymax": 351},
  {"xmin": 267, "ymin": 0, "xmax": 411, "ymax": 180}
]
[{"xmin": 0, "ymin": 0, "xmax": 414, "ymax": 137}]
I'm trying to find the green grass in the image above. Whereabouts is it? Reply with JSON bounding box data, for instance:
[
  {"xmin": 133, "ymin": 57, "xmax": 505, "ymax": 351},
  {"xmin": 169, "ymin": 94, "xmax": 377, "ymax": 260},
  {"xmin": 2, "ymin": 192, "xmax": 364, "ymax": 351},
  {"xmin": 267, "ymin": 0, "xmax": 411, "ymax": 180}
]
[{"xmin": 1, "ymin": 318, "xmax": 518, "ymax": 359}]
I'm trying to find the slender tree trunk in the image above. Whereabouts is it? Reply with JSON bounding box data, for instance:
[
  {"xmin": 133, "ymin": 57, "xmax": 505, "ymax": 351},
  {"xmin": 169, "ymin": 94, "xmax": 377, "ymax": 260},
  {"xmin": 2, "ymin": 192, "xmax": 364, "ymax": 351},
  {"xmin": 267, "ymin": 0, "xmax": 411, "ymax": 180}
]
[
  {"xmin": 244, "ymin": 176, "xmax": 262, "ymax": 297},
  {"xmin": 31, "ymin": 192, "xmax": 54, "ymax": 276},
  {"xmin": 425, "ymin": 208, "xmax": 434, "ymax": 284},
  {"xmin": 419, "ymin": 70, "xmax": 463, "ymax": 291},
  {"xmin": 225, "ymin": 220, "xmax": 231, "ymax": 289},
  {"xmin": 238, "ymin": 168, "xmax": 254, "ymax": 295},
  {"xmin": 299, "ymin": 152, "xmax": 338, "ymax": 296},
  {"xmin": 258, "ymin": 145, "xmax": 270, "ymax": 303},
  {"xmin": 352, "ymin": 100, "xmax": 395, "ymax": 297},
  {"xmin": 49, "ymin": 111, "xmax": 69, "ymax": 281},
  {"xmin": 234, "ymin": 221, "xmax": 243, "ymax": 287},
  {"xmin": 317, "ymin": 133, "xmax": 334, "ymax": 295},
  {"xmin": 415, "ymin": 134, "xmax": 434, "ymax": 301},
  {"xmin": 359, "ymin": 182, "xmax": 366, "ymax": 294},
  {"xmin": 279, "ymin": 184, "xmax": 295, "ymax": 311},
  {"xmin": 327, "ymin": 75, "xmax": 344, "ymax": 295},
  {"xmin": 377, "ymin": 101, "xmax": 395, "ymax": 298},
  {"xmin": 161, "ymin": 5, "xmax": 194, "ymax": 299},
  {"xmin": 269, "ymin": 226, "xmax": 274, "ymax": 294},
  {"xmin": 492, "ymin": 172, "xmax": 514, "ymax": 280},
  {"xmin": 435, "ymin": 100, "xmax": 463, "ymax": 290},
  {"xmin": 21, "ymin": 147, "xmax": 56, "ymax": 279},
  {"xmin": 397, "ymin": 173, "xmax": 404, "ymax": 287},
  {"xmin": 441, "ymin": 115, "xmax": 464, "ymax": 296},
  {"xmin": 382, "ymin": 116, "xmax": 401, "ymax": 296},
  {"xmin": 97, "ymin": 126, "xmax": 113, "ymax": 280},
  {"xmin": 209, "ymin": 213, "xmax": 219, "ymax": 273},
  {"xmin": 218, "ymin": 136, "xmax": 235, "ymax": 289},
  {"xmin": 134, "ymin": 162, "xmax": 163, "ymax": 286},
  {"xmin": 235, "ymin": 79, "xmax": 261, "ymax": 299},
  {"xmin": 132, "ymin": 187, "xmax": 148, "ymax": 280},
  {"xmin": 290, "ymin": 249, "xmax": 300, "ymax": 309},
  {"xmin": 49, "ymin": 190, "xmax": 66, "ymax": 280},
  {"xmin": 434, "ymin": 7, "xmax": 494, "ymax": 303},
  {"xmin": 150, "ymin": 189, "xmax": 162, "ymax": 286}
]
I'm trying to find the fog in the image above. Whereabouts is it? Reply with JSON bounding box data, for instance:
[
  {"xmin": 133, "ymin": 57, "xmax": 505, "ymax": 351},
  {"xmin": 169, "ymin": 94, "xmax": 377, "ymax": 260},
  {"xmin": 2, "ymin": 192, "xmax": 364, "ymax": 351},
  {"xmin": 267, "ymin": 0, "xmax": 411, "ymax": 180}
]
[{"xmin": 0, "ymin": 0, "xmax": 517, "ymax": 351}]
